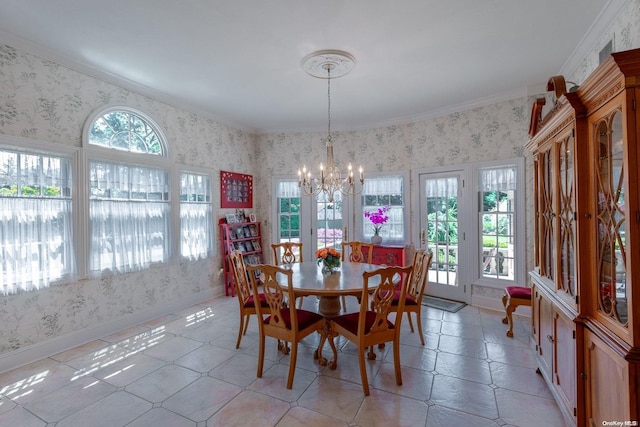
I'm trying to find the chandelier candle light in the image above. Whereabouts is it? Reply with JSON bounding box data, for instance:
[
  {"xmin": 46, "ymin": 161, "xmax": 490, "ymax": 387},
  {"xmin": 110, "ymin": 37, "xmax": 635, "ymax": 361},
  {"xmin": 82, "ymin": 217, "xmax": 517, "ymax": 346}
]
[{"xmin": 298, "ymin": 50, "xmax": 364, "ymax": 203}]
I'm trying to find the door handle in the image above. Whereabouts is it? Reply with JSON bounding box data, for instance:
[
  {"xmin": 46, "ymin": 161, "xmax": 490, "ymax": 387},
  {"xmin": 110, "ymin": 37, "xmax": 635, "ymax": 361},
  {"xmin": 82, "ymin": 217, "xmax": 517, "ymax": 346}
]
[{"xmin": 420, "ymin": 229, "xmax": 426, "ymax": 245}]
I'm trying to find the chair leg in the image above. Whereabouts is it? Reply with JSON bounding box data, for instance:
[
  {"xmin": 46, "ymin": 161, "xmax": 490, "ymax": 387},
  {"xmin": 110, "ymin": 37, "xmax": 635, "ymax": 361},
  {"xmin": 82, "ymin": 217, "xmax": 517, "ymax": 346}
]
[
  {"xmin": 341, "ymin": 296, "xmax": 347, "ymax": 312},
  {"xmin": 256, "ymin": 334, "xmax": 265, "ymax": 378},
  {"xmin": 286, "ymin": 343, "xmax": 297, "ymax": 389},
  {"xmin": 358, "ymin": 346, "xmax": 370, "ymax": 396},
  {"xmin": 406, "ymin": 310, "xmax": 415, "ymax": 332},
  {"xmin": 296, "ymin": 296, "xmax": 304, "ymax": 309},
  {"xmin": 414, "ymin": 310, "xmax": 425, "ymax": 346},
  {"xmin": 242, "ymin": 314, "xmax": 250, "ymax": 335},
  {"xmin": 235, "ymin": 314, "xmax": 247, "ymax": 349},
  {"xmin": 393, "ymin": 338, "xmax": 403, "ymax": 386}
]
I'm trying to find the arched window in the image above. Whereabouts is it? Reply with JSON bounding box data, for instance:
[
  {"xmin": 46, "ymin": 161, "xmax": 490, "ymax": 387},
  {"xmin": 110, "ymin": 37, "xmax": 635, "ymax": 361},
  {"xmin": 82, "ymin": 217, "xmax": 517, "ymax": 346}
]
[
  {"xmin": 84, "ymin": 106, "xmax": 172, "ymax": 274},
  {"xmin": 87, "ymin": 108, "xmax": 166, "ymax": 155}
]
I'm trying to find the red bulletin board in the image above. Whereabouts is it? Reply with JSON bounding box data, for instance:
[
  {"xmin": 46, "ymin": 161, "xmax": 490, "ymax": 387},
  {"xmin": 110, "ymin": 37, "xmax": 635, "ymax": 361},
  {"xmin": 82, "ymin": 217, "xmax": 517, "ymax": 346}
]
[{"xmin": 220, "ymin": 171, "xmax": 253, "ymax": 208}]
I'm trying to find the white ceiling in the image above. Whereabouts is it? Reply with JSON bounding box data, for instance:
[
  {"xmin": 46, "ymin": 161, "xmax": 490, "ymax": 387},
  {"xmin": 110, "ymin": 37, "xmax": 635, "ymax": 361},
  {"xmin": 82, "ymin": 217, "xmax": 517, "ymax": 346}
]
[{"xmin": 0, "ymin": 1, "xmax": 626, "ymax": 133}]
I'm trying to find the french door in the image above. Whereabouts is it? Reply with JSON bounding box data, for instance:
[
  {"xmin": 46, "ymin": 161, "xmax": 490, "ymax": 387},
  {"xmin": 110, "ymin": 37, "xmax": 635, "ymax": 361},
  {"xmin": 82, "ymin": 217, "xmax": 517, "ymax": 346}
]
[
  {"xmin": 272, "ymin": 177, "xmax": 352, "ymax": 261},
  {"xmin": 418, "ymin": 171, "xmax": 468, "ymax": 302}
]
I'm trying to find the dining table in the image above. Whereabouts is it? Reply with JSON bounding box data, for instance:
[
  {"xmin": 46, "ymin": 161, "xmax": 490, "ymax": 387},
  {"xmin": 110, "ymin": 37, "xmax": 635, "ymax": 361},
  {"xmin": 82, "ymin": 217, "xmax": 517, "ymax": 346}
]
[{"xmin": 279, "ymin": 261, "xmax": 383, "ymax": 368}]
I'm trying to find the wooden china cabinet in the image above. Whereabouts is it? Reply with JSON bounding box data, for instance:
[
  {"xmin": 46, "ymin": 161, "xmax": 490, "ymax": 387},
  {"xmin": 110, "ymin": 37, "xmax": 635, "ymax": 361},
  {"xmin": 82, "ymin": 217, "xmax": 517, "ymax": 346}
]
[
  {"xmin": 528, "ymin": 48, "xmax": 640, "ymax": 427},
  {"xmin": 526, "ymin": 76, "xmax": 589, "ymax": 426}
]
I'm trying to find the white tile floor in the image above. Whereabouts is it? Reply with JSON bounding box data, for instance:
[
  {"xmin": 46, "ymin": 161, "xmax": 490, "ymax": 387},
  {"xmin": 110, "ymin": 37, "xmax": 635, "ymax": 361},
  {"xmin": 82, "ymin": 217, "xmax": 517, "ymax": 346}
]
[{"xmin": 0, "ymin": 295, "xmax": 568, "ymax": 426}]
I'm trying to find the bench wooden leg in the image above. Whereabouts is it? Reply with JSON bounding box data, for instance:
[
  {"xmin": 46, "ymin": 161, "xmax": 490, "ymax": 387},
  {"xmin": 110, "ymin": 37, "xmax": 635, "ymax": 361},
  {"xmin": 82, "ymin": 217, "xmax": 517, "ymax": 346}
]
[
  {"xmin": 501, "ymin": 293, "xmax": 509, "ymax": 325},
  {"xmin": 504, "ymin": 304, "xmax": 515, "ymax": 338}
]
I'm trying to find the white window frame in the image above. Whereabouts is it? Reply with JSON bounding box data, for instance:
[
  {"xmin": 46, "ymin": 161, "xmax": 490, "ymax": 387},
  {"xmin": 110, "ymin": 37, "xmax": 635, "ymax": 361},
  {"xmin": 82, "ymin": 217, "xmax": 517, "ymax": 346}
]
[
  {"xmin": 83, "ymin": 105, "xmax": 173, "ymax": 277},
  {"xmin": 470, "ymin": 157, "xmax": 526, "ymax": 288},
  {"xmin": 0, "ymin": 135, "xmax": 78, "ymax": 295},
  {"xmin": 177, "ymin": 167, "xmax": 215, "ymax": 261},
  {"xmin": 354, "ymin": 171, "xmax": 410, "ymax": 246}
]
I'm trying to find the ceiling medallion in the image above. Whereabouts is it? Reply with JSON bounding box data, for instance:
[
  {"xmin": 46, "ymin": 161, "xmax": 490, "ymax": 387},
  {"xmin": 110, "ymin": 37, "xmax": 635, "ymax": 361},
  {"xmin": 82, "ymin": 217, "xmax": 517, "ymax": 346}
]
[{"xmin": 301, "ymin": 50, "xmax": 356, "ymax": 79}]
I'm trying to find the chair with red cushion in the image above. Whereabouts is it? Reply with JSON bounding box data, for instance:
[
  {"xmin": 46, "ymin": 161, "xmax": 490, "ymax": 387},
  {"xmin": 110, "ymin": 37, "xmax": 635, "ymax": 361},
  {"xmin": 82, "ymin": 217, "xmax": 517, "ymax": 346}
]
[
  {"xmin": 229, "ymin": 250, "xmax": 269, "ymax": 349},
  {"xmin": 502, "ymin": 285, "xmax": 532, "ymax": 337},
  {"xmin": 340, "ymin": 241, "xmax": 374, "ymax": 311},
  {"xmin": 246, "ymin": 263, "xmax": 325, "ymax": 389},
  {"xmin": 272, "ymin": 242, "xmax": 306, "ymax": 308},
  {"xmin": 389, "ymin": 250, "xmax": 433, "ymax": 345},
  {"xmin": 329, "ymin": 264, "xmax": 413, "ymax": 396}
]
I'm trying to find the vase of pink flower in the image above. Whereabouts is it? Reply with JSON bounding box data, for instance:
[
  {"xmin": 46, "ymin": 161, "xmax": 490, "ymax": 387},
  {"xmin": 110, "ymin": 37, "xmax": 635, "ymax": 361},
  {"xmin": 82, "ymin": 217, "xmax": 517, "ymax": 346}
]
[{"xmin": 364, "ymin": 206, "xmax": 389, "ymax": 245}]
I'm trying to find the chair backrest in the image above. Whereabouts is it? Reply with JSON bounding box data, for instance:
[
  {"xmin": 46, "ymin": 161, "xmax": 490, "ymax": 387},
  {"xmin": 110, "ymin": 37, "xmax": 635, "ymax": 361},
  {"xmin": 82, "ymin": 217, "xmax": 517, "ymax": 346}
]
[
  {"xmin": 246, "ymin": 264, "xmax": 297, "ymax": 333},
  {"xmin": 407, "ymin": 250, "xmax": 433, "ymax": 301},
  {"xmin": 360, "ymin": 265, "xmax": 413, "ymax": 337},
  {"xmin": 271, "ymin": 242, "xmax": 303, "ymax": 265},
  {"xmin": 229, "ymin": 250, "xmax": 251, "ymax": 303},
  {"xmin": 341, "ymin": 241, "xmax": 374, "ymax": 263}
]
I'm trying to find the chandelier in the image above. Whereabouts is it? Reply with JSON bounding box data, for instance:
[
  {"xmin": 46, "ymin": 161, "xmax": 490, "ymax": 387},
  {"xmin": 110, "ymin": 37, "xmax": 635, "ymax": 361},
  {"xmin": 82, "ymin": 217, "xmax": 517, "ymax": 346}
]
[{"xmin": 298, "ymin": 50, "xmax": 364, "ymax": 203}]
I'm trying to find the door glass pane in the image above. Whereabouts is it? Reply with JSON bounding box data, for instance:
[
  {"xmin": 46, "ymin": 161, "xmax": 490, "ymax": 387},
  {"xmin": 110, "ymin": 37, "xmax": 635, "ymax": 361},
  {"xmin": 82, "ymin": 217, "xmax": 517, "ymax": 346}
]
[
  {"xmin": 425, "ymin": 177, "xmax": 458, "ymax": 286},
  {"xmin": 276, "ymin": 181, "xmax": 301, "ymax": 245},
  {"xmin": 596, "ymin": 111, "xmax": 627, "ymax": 324},
  {"xmin": 316, "ymin": 191, "xmax": 343, "ymax": 253}
]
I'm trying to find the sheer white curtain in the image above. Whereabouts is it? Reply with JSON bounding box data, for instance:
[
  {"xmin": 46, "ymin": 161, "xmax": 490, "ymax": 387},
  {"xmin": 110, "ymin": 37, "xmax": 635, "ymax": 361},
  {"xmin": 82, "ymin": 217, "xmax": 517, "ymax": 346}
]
[
  {"xmin": 180, "ymin": 173, "xmax": 213, "ymax": 260},
  {"xmin": 0, "ymin": 151, "xmax": 75, "ymax": 295},
  {"xmin": 480, "ymin": 166, "xmax": 517, "ymax": 192},
  {"xmin": 89, "ymin": 161, "xmax": 171, "ymax": 274},
  {"xmin": 0, "ymin": 198, "xmax": 75, "ymax": 294},
  {"xmin": 277, "ymin": 180, "xmax": 300, "ymax": 198}
]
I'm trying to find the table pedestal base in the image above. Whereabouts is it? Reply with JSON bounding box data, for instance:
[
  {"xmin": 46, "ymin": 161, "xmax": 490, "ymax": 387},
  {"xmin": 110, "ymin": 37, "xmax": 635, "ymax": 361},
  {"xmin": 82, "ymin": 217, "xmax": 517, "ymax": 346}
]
[{"xmin": 314, "ymin": 319, "xmax": 339, "ymax": 369}]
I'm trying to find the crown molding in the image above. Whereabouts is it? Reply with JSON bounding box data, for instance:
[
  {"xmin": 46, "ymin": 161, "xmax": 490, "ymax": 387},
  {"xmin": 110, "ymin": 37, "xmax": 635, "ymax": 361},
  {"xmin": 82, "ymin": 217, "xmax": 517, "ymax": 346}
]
[{"xmin": 559, "ymin": 0, "xmax": 631, "ymax": 77}]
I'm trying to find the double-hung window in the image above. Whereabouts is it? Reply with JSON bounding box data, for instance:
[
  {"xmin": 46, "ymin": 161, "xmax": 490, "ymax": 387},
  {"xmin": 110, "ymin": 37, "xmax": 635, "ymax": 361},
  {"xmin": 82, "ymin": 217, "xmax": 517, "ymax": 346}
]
[
  {"xmin": 0, "ymin": 148, "xmax": 74, "ymax": 294},
  {"xmin": 358, "ymin": 173, "xmax": 409, "ymax": 245},
  {"xmin": 180, "ymin": 172, "xmax": 213, "ymax": 260},
  {"xmin": 476, "ymin": 161, "xmax": 523, "ymax": 284}
]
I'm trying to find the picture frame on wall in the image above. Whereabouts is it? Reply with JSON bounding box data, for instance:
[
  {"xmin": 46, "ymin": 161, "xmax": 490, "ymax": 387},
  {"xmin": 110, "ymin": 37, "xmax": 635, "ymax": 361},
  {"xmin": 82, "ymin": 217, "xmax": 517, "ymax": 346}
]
[{"xmin": 220, "ymin": 171, "xmax": 253, "ymax": 209}]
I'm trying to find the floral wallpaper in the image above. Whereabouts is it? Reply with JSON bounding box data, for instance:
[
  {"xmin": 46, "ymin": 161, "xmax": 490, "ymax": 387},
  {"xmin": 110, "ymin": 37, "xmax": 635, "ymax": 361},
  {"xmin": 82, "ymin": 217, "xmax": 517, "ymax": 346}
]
[
  {"xmin": 0, "ymin": 43, "xmax": 258, "ymax": 356},
  {"xmin": 1, "ymin": 0, "xmax": 640, "ymax": 362}
]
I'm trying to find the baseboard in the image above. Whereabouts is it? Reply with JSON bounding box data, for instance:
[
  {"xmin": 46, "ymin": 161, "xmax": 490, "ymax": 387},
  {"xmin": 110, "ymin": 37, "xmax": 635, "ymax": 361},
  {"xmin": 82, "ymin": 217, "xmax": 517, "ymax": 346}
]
[
  {"xmin": 0, "ymin": 288, "xmax": 219, "ymax": 375},
  {"xmin": 471, "ymin": 294, "xmax": 531, "ymax": 319}
]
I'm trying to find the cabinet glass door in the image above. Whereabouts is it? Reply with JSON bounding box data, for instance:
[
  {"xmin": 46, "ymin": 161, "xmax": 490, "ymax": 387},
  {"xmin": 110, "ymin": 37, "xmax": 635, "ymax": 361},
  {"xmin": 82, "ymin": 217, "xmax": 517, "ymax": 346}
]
[
  {"xmin": 595, "ymin": 110, "xmax": 627, "ymax": 325},
  {"xmin": 558, "ymin": 134, "xmax": 576, "ymax": 298},
  {"xmin": 540, "ymin": 149, "xmax": 555, "ymax": 281}
]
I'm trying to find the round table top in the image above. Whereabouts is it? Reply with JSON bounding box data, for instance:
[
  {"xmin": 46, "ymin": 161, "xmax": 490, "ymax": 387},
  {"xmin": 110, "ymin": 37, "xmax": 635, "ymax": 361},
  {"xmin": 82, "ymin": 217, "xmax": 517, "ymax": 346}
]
[{"xmin": 279, "ymin": 261, "xmax": 382, "ymax": 297}]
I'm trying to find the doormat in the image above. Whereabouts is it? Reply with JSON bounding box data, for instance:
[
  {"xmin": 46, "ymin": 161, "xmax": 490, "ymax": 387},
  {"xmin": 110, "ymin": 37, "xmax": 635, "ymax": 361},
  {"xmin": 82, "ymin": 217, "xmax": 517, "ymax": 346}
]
[{"xmin": 422, "ymin": 296, "xmax": 466, "ymax": 313}]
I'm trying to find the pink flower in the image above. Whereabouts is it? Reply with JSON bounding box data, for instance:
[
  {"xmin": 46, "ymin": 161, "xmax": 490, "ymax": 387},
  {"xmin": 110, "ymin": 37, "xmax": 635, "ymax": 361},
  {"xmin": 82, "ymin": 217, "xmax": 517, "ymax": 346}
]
[{"xmin": 364, "ymin": 206, "xmax": 390, "ymax": 235}]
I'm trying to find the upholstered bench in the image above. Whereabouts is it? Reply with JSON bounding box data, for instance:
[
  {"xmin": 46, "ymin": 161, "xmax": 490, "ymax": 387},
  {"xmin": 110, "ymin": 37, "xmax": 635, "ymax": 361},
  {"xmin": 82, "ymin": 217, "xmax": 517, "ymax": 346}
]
[{"xmin": 501, "ymin": 286, "xmax": 532, "ymax": 337}]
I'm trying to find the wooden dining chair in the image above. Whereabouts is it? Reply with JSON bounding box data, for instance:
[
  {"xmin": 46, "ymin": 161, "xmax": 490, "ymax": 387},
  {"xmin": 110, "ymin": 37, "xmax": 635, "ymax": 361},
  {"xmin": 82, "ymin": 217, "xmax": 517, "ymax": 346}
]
[
  {"xmin": 271, "ymin": 242, "xmax": 305, "ymax": 308},
  {"xmin": 339, "ymin": 241, "xmax": 374, "ymax": 311},
  {"xmin": 271, "ymin": 242, "xmax": 304, "ymax": 265},
  {"xmin": 246, "ymin": 263, "xmax": 325, "ymax": 389},
  {"xmin": 329, "ymin": 264, "xmax": 413, "ymax": 396},
  {"xmin": 341, "ymin": 241, "xmax": 374, "ymax": 264},
  {"xmin": 389, "ymin": 249, "xmax": 432, "ymax": 345},
  {"xmin": 229, "ymin": 250, "xmax": 269, "ymax": 349}
]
